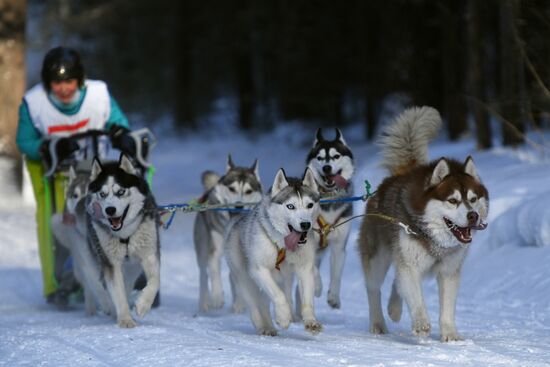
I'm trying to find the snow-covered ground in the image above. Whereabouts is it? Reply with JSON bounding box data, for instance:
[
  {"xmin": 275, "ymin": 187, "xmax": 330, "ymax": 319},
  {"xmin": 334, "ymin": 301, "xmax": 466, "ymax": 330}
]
[{"xmin": 1, "ymin": 124, "xmax": 550, "ymax": 367}]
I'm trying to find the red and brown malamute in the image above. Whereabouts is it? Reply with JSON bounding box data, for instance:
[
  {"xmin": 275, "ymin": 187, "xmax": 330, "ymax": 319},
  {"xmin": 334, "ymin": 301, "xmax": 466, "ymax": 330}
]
[{"xmin": 358, "ymin": 106, "xmax": 489, "ymax": 342}]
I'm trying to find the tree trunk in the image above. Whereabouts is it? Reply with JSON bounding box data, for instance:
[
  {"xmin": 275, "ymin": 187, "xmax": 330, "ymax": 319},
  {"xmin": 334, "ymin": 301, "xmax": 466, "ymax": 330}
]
[
  {"xmin": 0, "ymin": 0, "xmax": 26, "ymax": 158},
  {"xmin": 499, "ymin": 0, "xmax": 525, "ymax": 146},
  {"xmin": 173, "ymin": 1, "xmax": 196, "ymax": 130},
  {"xmin": 466, "ymin": 0, "xmax": 492, "ymax": 149},
  {"xmin": 440, "ymin": 1, "xmax": 468, "ymax": 141}
]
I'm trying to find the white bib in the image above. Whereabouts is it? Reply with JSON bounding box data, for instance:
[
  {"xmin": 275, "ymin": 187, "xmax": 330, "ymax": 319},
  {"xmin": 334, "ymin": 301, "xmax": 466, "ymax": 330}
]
[{"xmin": 24, "ymin": 79, "xmax": 111, "ymax": 137}]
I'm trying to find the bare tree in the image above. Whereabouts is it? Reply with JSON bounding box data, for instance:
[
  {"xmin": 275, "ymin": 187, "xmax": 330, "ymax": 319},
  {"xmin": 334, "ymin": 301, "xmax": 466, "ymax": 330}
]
[
  {"xmin": 499, "ymin": 0, "xmax": 525, "ymax": 146},
  {"xmin": 0, "ymin": 0, "xmax": 26, "ymax": 159},
  {"xmin": 440, "ymin": 1, "xmax": 469, "ymax": 141},
  {"xmin": 466, "ymin": 0, "xmax": 492, "ymax": 149}
]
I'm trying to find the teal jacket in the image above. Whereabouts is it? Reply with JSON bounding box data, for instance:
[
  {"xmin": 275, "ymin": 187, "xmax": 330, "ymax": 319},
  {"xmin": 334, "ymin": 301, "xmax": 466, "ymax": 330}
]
[{"xmin": 16, "ymin": 85, "xmax": 129, "ymax": 161}]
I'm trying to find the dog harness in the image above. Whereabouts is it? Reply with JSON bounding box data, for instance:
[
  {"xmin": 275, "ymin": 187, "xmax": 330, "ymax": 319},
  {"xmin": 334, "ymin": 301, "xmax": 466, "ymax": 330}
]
[
  {"xmin": 275, "ymin": 248, "xmax": 286, "ymax": 271},
  {"xmin": 259, "ymin": 218, "xmax": 287, "ymax": 271},
  {"xmin": 316, "ymin": 213, "xmax": 347, "ymax": 250}
]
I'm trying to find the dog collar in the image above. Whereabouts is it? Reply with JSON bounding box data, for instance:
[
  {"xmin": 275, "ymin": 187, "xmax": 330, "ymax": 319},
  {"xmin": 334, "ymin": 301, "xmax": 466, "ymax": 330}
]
[{"xmin": 259, "ymin": 215, "xmax": 286, "ymax": 271}]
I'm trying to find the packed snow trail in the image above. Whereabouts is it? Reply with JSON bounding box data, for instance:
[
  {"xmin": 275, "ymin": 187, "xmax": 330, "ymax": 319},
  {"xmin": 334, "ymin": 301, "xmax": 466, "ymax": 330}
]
[{"xmin": 1, "ymin": 127, "xmax": 549, "ymax": 366}]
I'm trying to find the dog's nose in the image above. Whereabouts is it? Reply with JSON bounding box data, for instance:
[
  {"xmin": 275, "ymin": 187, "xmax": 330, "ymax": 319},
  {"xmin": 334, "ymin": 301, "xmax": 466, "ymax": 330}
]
[
  {"xmin": 467, "ymin": 211, "xmax": 479, "ymax": 225},
  {"xmin": 322, "ymin": 165, "xmax": 332, "ymax": 174},
  {"xmin": 300, "ymin": 222, "xmax": 311, "ymax": 231},
  {"xmin": 105, "ymin": 206, "xmax": 117, "ymax": 216}
]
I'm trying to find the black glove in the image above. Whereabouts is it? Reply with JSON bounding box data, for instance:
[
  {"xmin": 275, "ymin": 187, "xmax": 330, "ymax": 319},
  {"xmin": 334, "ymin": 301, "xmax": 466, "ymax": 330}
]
[
  {"xmin": 40, "ymin": 137, "xmax": 79, "ymax": 164},
  {"xmin": 109, "ymin": 126, "xmax": 136, "ymax": 158}
]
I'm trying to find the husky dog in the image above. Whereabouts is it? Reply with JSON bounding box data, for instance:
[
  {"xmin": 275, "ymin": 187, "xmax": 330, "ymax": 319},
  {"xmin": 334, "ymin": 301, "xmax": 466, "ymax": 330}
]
[
  {"xmin": 225, "ymin": 168, "xmax": 322, "ymax": 336},
  {"xmin": 87, "ymin": 154, "xmax": 160, "ymax": 328},
  {"xmin": 358, "ymin": 106, "xmax": 489, "ymax": 341},
  {"xmin": 193, "ymin": 155, "xmax": 262, "ymax": 312},
  {"xmin": 306, "ymin": 128, "xmax": 355, "ymax": 309},
  {"xmin": 51, "ymin": 166, "xmax": 113, "ymax": 315}
]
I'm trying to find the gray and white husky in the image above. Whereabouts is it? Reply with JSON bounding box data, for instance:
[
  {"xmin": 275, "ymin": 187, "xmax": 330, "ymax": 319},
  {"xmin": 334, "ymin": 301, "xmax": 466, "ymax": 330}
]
[
  {"xmin": 193, "ymin": 155, "xmax": 262, "ymax": 312},
  {"xmin": 306, "ymin": 128, "xmax": 355, "ymax": 309},
  {"xmin": 358, "ymin": 106, "xmax": 489, "ymax": 341},
  {"xmin": 51, "ymin": 166, "xmax": 113, "ymax": 315},
  {"xmin": 225, "ymin": 168, "xmax": 322, "ymax": 336},
  {"xmin": 86, "ymin": 154, "xmax": 160, "ymax": 328}
]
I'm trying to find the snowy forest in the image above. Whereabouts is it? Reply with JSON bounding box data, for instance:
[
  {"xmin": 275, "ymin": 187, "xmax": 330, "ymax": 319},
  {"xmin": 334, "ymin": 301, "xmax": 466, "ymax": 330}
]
[
  {"xmin": 1, "ymin": 1, "xmax": 550, "ymax": 366},
  {"xmin": 2, "ymin": 1, "xmax": 550, "ymax": 150}
]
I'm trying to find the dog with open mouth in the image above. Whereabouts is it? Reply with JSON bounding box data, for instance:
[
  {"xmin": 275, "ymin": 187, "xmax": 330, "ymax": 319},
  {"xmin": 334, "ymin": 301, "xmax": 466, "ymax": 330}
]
[
  {"xmin": 358, "ymin": 106, "xmax": 489, "ymax": 342},
  {"xmin": 86, "ymin": 154, "xmax": 160, "ymax": 328},
  {"xmin": 224, "ymin": 168, "xmax": 322, "ymax": 336},
  {"xmin": 306, "ymin": 128, "xmax": 355, "ymax": 310}
]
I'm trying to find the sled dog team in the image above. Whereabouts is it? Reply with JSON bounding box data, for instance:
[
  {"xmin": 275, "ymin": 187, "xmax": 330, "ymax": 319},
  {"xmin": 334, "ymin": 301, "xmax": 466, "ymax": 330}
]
[{"xmin": 53, "ymin": 106, "xmax": 489, "ymax": 342}]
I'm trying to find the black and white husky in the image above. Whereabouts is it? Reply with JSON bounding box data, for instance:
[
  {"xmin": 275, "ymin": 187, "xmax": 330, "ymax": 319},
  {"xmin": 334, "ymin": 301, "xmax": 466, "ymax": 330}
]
[
  {"xmin": 86, "ymin": 154, "xmax": 160, "ymax": 328},
  {"xmin": 306, "ymin": 128, "xmax": 355, "ymax": 309},
  {"xmin": 193, "ymin": 155, "xmax": 262, "ymax": 312},
  {"xmin": 225, "ymin": 168, "xmax": 322, "ymax": 336}
]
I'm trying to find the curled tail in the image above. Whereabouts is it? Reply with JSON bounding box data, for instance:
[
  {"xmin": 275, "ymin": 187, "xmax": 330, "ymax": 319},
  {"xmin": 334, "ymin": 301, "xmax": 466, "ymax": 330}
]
[
  {"xmin": 378, "ymin": 106, "xmax": 442, "ymax": 175},
  {"xmin": 201, "ymin": 170, "xmax": 220, "ymax": 191}
]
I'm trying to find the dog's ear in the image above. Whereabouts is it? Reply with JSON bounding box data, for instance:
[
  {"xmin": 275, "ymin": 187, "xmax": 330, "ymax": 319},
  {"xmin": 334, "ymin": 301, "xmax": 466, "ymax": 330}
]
[
  {"xmin": 226, "ymin": 154, "xmax": 235, "ymax": 173},
  {"xmin": 90, "ymin": 157, "xmax": 102, "ymax": 182},
  {"xmin": 314, "ymin": 128, "xmax": 325, "ymax": 146},
  {"xmin": 334, "ymin": 128, "xmax": 347, "ymax": 145},
  {"xmin": 464, "ymin": 156, "xmax": 480, "ymax": 182},
  {"xmin": 119, "ymin": 154, "xmax": 137, "ymax": 175},
  {"xmin": 68, "ymin": 165, "xmax": 77, "ymax": 182},
  {"xmin": 251, "ymin": 158, "xmax": 260, "ymax": 181},
  {"xmin": 302, "ymin": 168, "xmax": 318, "ymax": 193},
  {"xmin": 271, "ymin": 168, "xmax": 289, "ymax": 198},
  {"xmin": 430, "ymin": 158, "xmax": 450, "ymax": 186}
]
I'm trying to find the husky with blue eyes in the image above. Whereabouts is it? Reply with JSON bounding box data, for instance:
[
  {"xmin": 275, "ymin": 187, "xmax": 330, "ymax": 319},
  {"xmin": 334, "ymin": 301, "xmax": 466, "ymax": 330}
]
[
  {"xmin": 358, "ymin": 106, "xmax": 489, "ymax": 342},
  {"xmin": 86, "ymin": 154, "xmax": 160, "ymax": 328},
  {"xmin": 306, "ymin": 128, "xmax": 355, "ymax": 309},
  {"xmin": 225, "ymin": 168, "xmax": 322, "ymax": 336}
]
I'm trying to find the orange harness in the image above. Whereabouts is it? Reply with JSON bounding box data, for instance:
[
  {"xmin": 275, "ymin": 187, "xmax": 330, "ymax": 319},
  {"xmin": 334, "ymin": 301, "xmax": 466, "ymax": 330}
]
[
  {"xmin": 275, "ymin": 248, "xmax": 286, "ymax": 270},
  {"xmin": 317, "ymin": 214, "xmax": 346, "ymax": 250}
]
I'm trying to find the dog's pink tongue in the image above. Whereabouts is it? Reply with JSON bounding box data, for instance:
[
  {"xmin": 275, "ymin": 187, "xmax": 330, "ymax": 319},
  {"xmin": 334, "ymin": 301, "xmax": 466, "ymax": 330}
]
[
  {"xmin": 63, "ymin": 213, "xmax": 76, "ymax": 225},
  {"xmin": 333, "ymin": 174, "xmax": 348, "ymax": 189},
  {"xmin": 284, "ymin": 231, "xmax": 301, "ymax": 252},
  {"xmin": 91, "ymin": 201, "xmax": 104, "ymax": 220}
]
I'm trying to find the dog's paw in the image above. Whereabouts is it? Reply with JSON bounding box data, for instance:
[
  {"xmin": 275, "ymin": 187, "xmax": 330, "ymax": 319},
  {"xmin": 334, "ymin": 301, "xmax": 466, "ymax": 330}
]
[
  {"xmin": 369, "ymin": 321, "xmax": 388, "ymax": 334},
  {"xmin": 118, "ymin": 317, "xmax": 137, "ymax": 328},
  {"xmin": 304, "ymin": 319, "xmax": 323, "ymax": 335},
  {"xmin": 258, "ymin": 327, "xmax": 278, "ymax": 337},
  {"xmin": 134, "ymin": 298, "xmax": 152, "ymax": 318},
  {"xmin": 199, "ymin": 299, "xmax": 209, "ymax": 313},
  {"xmin": 441, "ymin": 330, "xmax": 464, "ymax": 342},
  {"xmin": 209, "ymin": 292, "xmax": 224, "ymax": 309},
  {"xmin": 412, "ymin": 319, "xmax": 431, "ymax": 337},
  {"xmin": 275, "ymin": 304, "xmax": 292, "ymax": 329},
  {"xmin": 99, "ymin": 297, "xmax": 113, "ymax": 316},
  {"xmin": 327, "ymin": 291, "xmax": 341, "ymax": 309}
]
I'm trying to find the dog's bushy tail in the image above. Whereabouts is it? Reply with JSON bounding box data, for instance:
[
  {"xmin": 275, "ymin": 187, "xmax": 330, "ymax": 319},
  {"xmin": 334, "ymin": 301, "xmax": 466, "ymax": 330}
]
[
  {"xmin": 201, "ymin": 170, "xmax": 220, "ymax": 191},
  {"xmin": 378, "ymin": 106, "xmax": 442, "ymax": 175}
]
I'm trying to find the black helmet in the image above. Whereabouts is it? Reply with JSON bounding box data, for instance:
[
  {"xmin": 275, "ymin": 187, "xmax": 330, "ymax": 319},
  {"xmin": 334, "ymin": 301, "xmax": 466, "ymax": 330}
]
[{"xmin": 41, "ymin": 47, "xmax": 85, "ymax": 89}]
